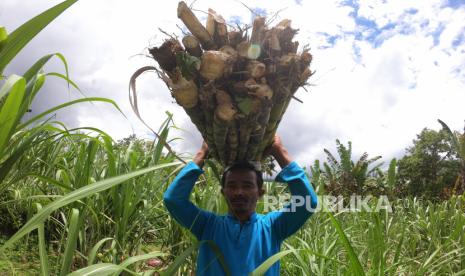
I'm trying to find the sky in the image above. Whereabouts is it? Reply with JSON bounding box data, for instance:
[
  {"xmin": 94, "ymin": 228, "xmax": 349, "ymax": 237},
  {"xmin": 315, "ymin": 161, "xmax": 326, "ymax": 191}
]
[{"xmin": 1, "ymin": 0, "xmax": 465, "ymax": 168}]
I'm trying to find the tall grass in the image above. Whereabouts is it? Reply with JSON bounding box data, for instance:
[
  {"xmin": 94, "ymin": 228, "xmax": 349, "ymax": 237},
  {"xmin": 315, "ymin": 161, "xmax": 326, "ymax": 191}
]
[
  {"xmin": 0, "ymin": 1, "xmax": 182, "ymax": 274},
  {"xmin": 279, "ymin": 196, "xmax": 465, "ymax": 275}
]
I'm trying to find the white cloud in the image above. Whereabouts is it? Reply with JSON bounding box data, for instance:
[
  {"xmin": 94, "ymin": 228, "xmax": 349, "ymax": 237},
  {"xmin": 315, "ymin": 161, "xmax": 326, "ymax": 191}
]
[{"xmin": 2, "ymin": 0, "xmax": 465, "ymax": 167}]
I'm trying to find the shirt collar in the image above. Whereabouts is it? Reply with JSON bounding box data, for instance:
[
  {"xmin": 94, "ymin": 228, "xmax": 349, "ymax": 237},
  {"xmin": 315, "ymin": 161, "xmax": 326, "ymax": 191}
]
[{"xmin": 227, "ymin": 212, "xmax": 258, "ymax": 224}]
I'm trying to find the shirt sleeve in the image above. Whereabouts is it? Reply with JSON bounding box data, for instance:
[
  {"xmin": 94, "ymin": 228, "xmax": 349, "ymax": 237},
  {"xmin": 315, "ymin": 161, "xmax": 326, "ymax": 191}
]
[
  {"xmin": 163, "ymin": 161, "xmax": 215, "ymax": 240},
  {"xmin": 268, "ymin": 161, "xmax": 318, "ymax": 241}
]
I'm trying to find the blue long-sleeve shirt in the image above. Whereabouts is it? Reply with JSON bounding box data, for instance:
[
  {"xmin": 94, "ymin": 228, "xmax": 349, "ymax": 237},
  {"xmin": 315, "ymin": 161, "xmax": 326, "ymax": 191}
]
[{"xmin": 163, "ymin": 161, "xmax": 317, "ymax": 275}]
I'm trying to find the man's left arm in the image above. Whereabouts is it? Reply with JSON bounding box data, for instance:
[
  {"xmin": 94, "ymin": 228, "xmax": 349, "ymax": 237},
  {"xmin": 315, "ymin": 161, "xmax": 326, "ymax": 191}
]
[{"xmin": 267, "ymin": 136, "xmax": 318, "ymax": 241}]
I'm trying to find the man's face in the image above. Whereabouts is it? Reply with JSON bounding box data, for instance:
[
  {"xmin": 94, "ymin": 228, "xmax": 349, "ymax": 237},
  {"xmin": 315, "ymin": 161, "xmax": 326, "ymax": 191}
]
[{"xmin": 221, "ymin": 168, "xmax": 265, "ymax": 216}]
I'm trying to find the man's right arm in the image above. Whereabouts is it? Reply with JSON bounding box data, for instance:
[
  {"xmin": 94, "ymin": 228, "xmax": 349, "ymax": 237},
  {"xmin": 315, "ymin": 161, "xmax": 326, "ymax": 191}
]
[{"xmin": 163, "ymin": 143, "xmax": 213, "ymax": 239}]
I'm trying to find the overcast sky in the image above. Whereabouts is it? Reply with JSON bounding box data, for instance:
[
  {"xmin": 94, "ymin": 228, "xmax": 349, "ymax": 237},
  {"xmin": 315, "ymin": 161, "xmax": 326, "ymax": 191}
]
[{"xmin": 2, "ymin": 0, "xmax": 465, "ymax": 168}]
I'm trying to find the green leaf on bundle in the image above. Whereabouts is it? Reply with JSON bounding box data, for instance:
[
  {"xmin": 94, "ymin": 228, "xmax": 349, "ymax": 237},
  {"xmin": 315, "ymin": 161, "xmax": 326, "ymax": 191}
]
[
  {"xmin": 176, "ymin": 52, "xmax": 200, "ymax": 80},
  {"xmin": 235, "ymin": 96, "xmax": 253, "ymax": 115}
]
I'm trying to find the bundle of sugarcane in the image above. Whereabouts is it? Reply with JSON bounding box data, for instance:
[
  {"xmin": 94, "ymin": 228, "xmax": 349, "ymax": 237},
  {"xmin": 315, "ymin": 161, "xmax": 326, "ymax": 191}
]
[{"xmin": 149, "ymin": 1, "xmax": 313, "ymax": 166}]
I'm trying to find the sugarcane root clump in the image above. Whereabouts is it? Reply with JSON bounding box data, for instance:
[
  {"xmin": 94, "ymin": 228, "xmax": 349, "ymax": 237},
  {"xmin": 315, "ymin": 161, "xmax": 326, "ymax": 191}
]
[{"xmin": 148, "ymin": 1, "xmax": 314, "ymax": 167}]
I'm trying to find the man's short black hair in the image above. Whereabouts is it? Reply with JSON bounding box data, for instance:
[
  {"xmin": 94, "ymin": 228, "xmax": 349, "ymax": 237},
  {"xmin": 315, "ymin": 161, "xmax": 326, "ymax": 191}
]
[{"xmin": 221, "ymin": 161, "xmax": 264, "ymax": 188}]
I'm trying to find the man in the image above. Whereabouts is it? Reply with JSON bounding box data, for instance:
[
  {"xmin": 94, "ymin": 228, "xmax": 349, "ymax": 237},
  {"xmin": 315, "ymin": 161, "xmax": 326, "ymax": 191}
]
[{"xmin": 163, "ymin": 136, "xmax": 318, "ymax": 275}]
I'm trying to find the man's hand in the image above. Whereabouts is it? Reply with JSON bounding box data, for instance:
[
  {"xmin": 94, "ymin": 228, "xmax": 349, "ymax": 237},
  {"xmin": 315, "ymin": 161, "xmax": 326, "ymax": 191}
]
[
  {"xmin": 269, "ymin": 135, "xmax": 292, "ymax": 169},
  {"xmin": 193, "ymin": 141, "xmax": 209, "ymax": 168}
]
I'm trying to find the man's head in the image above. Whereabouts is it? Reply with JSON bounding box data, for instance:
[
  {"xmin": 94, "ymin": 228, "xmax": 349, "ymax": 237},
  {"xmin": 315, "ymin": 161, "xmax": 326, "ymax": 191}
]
[{"xmin": 221, "ymin": 162, "xmax": 265, "ymax": 221}]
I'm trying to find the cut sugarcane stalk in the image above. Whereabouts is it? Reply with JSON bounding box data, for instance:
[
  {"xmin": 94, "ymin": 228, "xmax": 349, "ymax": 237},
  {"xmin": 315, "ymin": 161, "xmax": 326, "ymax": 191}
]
[
  {"xmin": 214, "ymin": 90, "xmax": 237, "ymax": 163},
  {"xmin": 182, "ymin": 35, "xmax": 202, "ymax": 57},
  {"xmin": 250, "ymin": 17, "xmax": 266, "ymax": 45},
  {"xmin": 143, "ymin": 2, "xmax": 314, "ymax": 167},
  {"xmin": 200, "ymin": 51, "xmax": 234, "ymax": 80},
  {"xmin": 177, "ymin": 1, "xmax": 217, "ymax": 50},
  {"xmin": 206, "ymin": 8, "xmax": 229, "ymax": 48},
  {"xmin": 246, "ymin": 60, "xmax": 266, "ymax": 79}
]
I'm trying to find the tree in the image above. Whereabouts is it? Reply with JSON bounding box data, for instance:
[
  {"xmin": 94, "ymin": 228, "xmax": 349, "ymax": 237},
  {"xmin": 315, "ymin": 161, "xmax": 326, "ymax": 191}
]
[
  {"xmin": 322, "ymin": 139, "xmax": 382, "ymax": 196},
  {"xmin": 371, "ymin": 158, "xmax": 398, "ymax": 198},
  {"xmin": 397, "ymin": 127, "xmax": 460, "ymax": 198},
  {"xmin": 438, "ymin": 119, "xmax": 465, "ymax": 195}
]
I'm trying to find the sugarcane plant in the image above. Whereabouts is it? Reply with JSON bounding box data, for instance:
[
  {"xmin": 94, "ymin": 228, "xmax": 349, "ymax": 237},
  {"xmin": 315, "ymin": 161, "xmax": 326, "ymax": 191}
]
[{"xmin": 131, "ymin": 1, "xmax": 313, "ymax": 167}]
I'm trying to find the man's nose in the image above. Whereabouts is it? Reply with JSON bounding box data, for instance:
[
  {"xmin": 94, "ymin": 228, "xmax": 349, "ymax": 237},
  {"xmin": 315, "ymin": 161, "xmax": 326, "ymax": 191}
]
[{"xmin": 232, "ymin": 187, "xmax": 244, "ymax": 196}]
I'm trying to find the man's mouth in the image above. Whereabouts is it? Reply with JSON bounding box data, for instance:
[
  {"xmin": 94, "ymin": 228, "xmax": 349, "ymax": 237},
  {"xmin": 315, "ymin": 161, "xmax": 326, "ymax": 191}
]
[{"xmin": 231, "ymin": 198, "xmax": 247, "ymax": 204}]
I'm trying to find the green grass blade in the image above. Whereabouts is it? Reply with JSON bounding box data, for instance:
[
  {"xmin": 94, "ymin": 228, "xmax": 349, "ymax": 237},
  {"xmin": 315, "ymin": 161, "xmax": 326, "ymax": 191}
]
[
  {"xmin": 0, "ymin": 123, "xmax": 48, "ymax": 186},
  {"xmin": 0, "ymin": 161, "xmax": 181, "ymax": 252},
  {"xmin": 68, "ymin": 263, "xmax": 134, "ymax": 276},
  {"xmin": 392, "ymin": 226, "xmax": 405, "ymax": 271},
  {"xmin": 88, "ymin": 238, "xmax": 113, "ymax": 265},
  {"xmin": 160, "ymin": 242, "xmax": 198, "ymax": 276},
  {"xmin": 153, "ymin": 114, "xmax": 172, "ymax": 164},
  {"xmin": 141, "ymin": 270, "xmax": 157, "ymax": 276},
  {"xmin": 0, "ymin": 75, "xmax": 25, "ymax": 157},
  {"xmin": 0, "ymin": 195, "xmax": 61, "ymax": 207},
  {"xmin": 429, "ymin": 249, "xmax": 464, "ymax": 272},
  {"xmin": 370, "ymin": 212, "xmax": 385, "ymax": 273},
  {"xmin": 387, "ymin": 158, "xmax": 397, "ymax": 188},
  {"xmin": 23, "ymin": 54, "xmax": 53, "ymax": 82},
  {"xmin": 27, "ymin": 173, "xmax": 73, "ymax": 192},
  {"xmin": 60, "ymin": 208, "xmax": 80, "ymax": 276},
  {"xmin": 0, "ymin": 74, "xmax": 22, "ymax": 101},
  {"xmin": 36, "ymin": 203, "xmax": 50, "ymax": 276},
  {"xmin": 46, "ymin": 72, "xmax": 80, "ymax": 92},
  {"xmin": 204, "ymin": 240, "xmax": 231, "ymax": 276},
  {"xmin": 0, "ymin": 26, "xmax": 7, "ymax": 53},
  {"xmin": 0, "ymin": 0, "xmax": 78, "ymax": 74},
  {"xmin": 23, "ymin": 53, "xmax": 68, "ymax": 83},
  {"xmin": 101, "ymin": 135, "xmax": 116, "ymax": 177},
  {"xmin": 417, "ymin": 246, "xmax": 441, "ymax": 275},
  {"xmin": 249, "ymin": 246, "xmax": 340, "ymax": 276},
  {"xmin": 249, "ymin": 250, "xmax": 293, "ymax": 276},
  {"xmin": 17, "ymin": 97, "xmax": 125, "ymax": 130},
  {"xmin": 117, "ymin": 252, "xmax": 166, "ymax": 273},
  {"xmin": 452, "ymin": 268, "xmax": 465, "ymax": 276},
  {"xmin": 204, "ymin": 160, "xmax": 221, "ymax": 183},
  {"xmin": 22, "ymin": 73, "xmax": 45, "ymax": 112},
  {"xmin": 327, "ymin": 212, "xmax": 365, "ymax": 275},
  {"xmin": 161, "ymin": 240, "xmax": 230, "ymax": 276}
]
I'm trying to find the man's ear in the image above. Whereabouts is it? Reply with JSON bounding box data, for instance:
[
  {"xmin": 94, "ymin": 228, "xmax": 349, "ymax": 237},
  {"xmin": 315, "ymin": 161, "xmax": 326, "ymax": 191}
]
[{"xmin": 259, "ymin": 187, "xmax": 265, "ymax": 197}]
